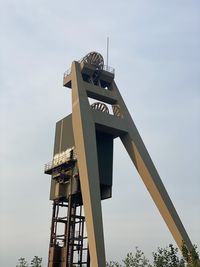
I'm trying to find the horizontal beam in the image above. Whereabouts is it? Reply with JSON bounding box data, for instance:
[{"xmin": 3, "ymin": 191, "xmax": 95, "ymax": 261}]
[
  {"xmin": 92, "ymin": 110, "xmax": 128, "ymax": 137},
  {"xmin": 84, "ymin": 82, "xmax": 117, "ymax": 105}
]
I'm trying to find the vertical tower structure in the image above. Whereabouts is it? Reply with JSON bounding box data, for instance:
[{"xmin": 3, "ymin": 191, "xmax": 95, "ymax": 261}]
[{"xmin": 45, "ymin": 52, "xmax": 193, "ymax": 267}]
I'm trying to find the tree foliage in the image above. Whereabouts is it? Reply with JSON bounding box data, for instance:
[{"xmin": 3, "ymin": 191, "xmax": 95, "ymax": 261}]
[
  {"xmin": 182, "ymin": 243, "xmax": 200, "ymax": 267},
  {"xmin": 16, "ymin": 257, "xmax": 28, "ymax": 267},
  {"xmin": 106, "ymin": 244, "xmax": 200, "ymax": 267},
  {"xmin": 153, "ymin": 244, "xmax": 185, "ymax": 267},
  {"xmin": 16, "ymin": 245, "xmax": 200, "ymax": 267},
  {"xmin": 123, "ymin": 248, "xmax": 152, "ymax": 267},
  {"xmin": 106, "ymin": 261, "xmax": 122, "ymax": 267},
  {"xmin": 107, "ymin": 247, "xmax": 152, "ymax": 267},
  {"xmin": 16, "ymin": 256, "xmax": 42, "ymax": 267},
  {"xmin": 30, "ymin": 256, "xmax": 42, "ymax": 267}
]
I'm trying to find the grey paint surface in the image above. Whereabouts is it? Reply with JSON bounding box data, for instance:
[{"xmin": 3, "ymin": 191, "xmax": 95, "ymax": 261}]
[{"xmin": 53, "ymin": 114, "xmax": 74, "ymax": 156}]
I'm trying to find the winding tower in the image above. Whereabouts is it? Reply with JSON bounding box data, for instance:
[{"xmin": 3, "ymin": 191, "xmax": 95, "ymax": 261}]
[{"xmin": 45, "ymin": 52, "xmax": 193, "ymax": 267}]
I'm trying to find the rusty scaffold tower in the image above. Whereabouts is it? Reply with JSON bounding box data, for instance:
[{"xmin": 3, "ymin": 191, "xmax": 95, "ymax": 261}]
[{"xmin": 45, "ymin": 147, "xmax": 90, "ymax": 266}]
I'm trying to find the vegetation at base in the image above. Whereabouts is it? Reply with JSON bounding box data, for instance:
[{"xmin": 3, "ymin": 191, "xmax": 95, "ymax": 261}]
[
  {"xmin": 106, "ymin": 244, "xmax": 200, "ymax": 267},
  {"xmin": 16, "ymin": 258, "xmax": 28, "ymax": 267},
  {"xmin": 16, "ymin": 244, "xmax": 200, "ymax": 267},
  {"xmin": 16, "ymin": 256, "xmax": 42, "ymax": 267},
  {"xmin": 182, "ymin": 243, "xmax": 200, "ymax": 267}
]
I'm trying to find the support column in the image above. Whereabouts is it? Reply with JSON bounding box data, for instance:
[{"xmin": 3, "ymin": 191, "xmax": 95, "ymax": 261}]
[{"xmin": 71, "ymin": 61, "xmax": 106, "ymax": 267}]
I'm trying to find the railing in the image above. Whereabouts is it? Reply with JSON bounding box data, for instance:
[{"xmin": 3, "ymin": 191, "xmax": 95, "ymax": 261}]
[
  {"xmin": 63, "ymin": 67, "xmax": 71, "ymax": 78},
  {"xmin": 44, "ymin": 147, "xmax": 76, "ymax": 172},
  {"xmin": 102, "ymin": 65, "xmax": 115, "ymax": 74},
  {"xmin": 63, "ymin": 64, "xmax": 115, "ymax": 79}
]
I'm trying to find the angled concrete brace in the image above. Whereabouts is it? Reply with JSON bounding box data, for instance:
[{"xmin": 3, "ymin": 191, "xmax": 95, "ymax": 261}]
[
  {"xmin": 71, "ymin": 61, "xmax": 106, "ymax": 267},
  {"xmin": 110, "ymin": 81, "xmax": 193, "ymax": 251}
]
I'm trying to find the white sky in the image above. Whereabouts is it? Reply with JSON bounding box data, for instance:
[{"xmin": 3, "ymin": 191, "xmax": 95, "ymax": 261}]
[{"xmin": 1, "ymin": 1, "xmax": 200, "ymax": 266}]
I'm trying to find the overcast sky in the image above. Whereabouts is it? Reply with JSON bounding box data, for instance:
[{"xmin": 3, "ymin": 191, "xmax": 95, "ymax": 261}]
[{"xmin": 1, "ymin": 1, "xmax": 200, "ymax": 266}]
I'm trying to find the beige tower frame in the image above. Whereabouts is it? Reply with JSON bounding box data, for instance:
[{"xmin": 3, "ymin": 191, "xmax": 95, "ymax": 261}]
[{"xmin": 63, "ymin": 58, "xmax": 193, "ymax": 267}]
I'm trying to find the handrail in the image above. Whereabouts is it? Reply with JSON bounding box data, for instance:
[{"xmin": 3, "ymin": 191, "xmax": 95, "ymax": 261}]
[
  {"xmin": 63, "ymin": 64, "xmax": 115, "ymax": 79},
  {"xmin": 44, "ymin": 147, "xmax": 77, "ymax": 172},
  {"xmin": 102, "ymin": 65, "xmax": 115, "ymax": 74},
  {"xmin": 63, "ymin": 67, "xmax": 71, "ymax": 78}
]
